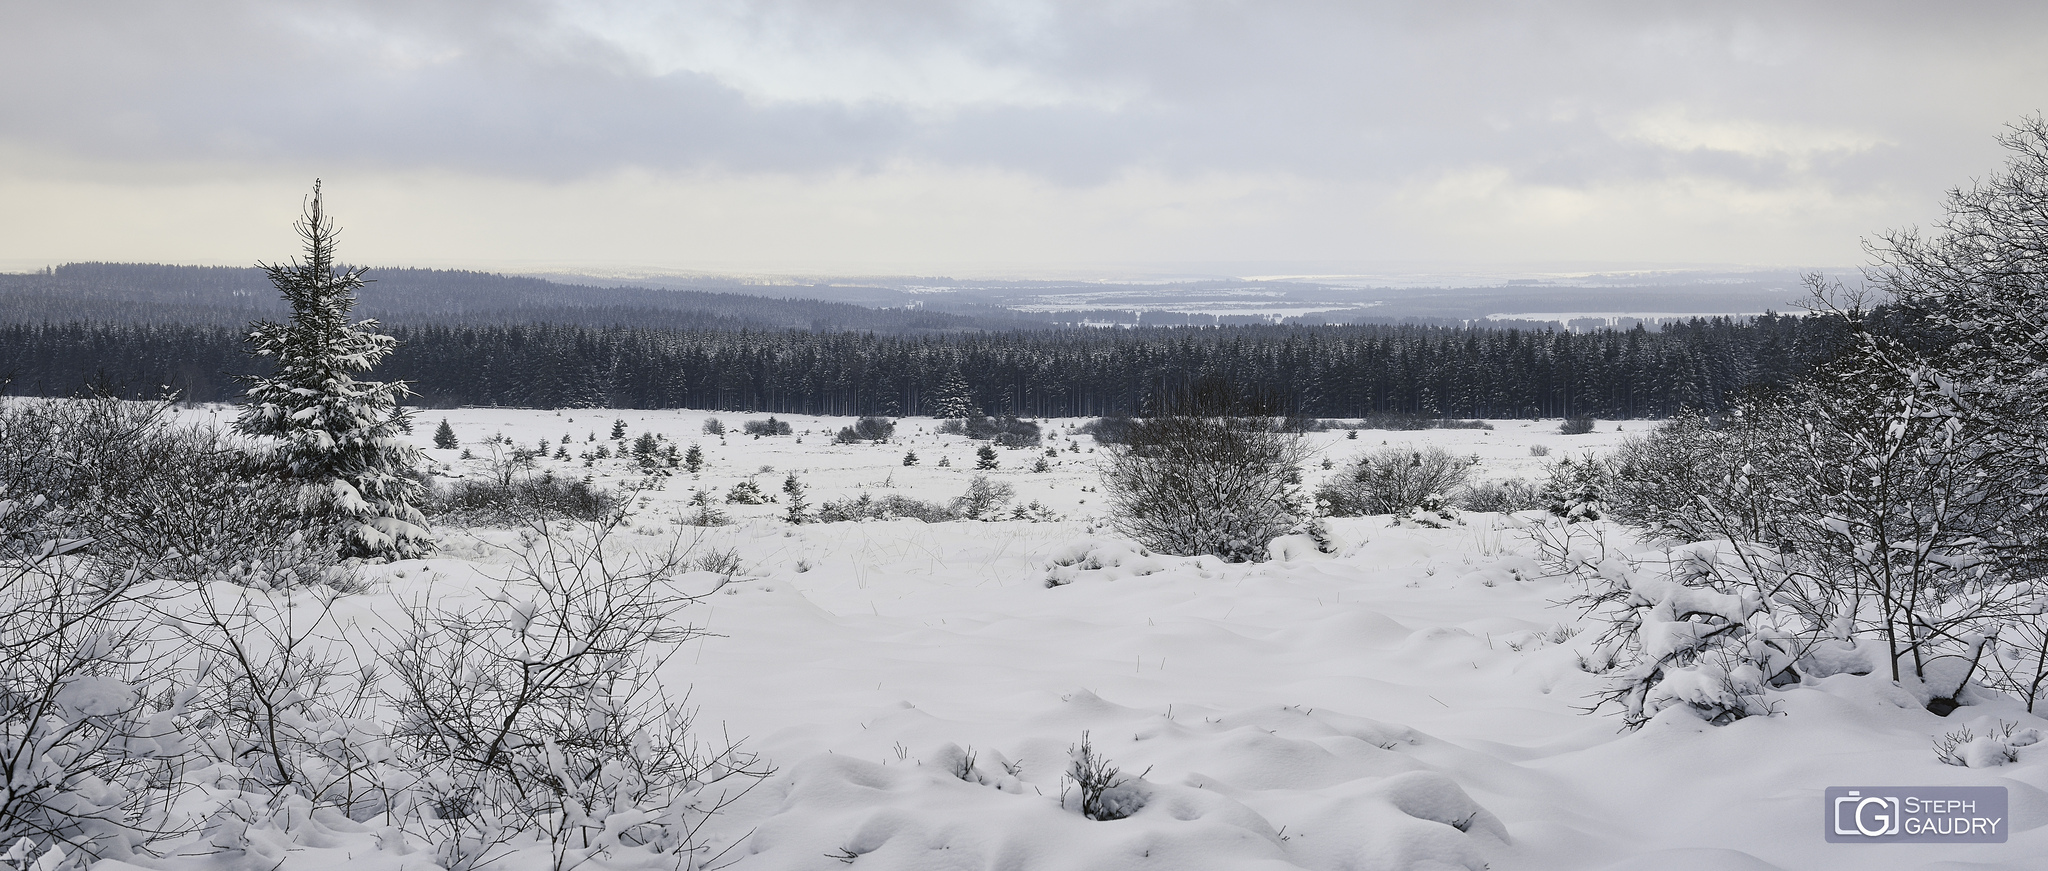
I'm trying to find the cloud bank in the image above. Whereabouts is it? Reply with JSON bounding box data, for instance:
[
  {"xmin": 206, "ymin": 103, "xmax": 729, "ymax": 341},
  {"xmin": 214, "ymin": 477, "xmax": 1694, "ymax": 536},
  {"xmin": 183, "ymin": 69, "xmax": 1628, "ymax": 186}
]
[{"xmin": 2, "ymin": 1, "xmax": 2042, "ymax": 273}]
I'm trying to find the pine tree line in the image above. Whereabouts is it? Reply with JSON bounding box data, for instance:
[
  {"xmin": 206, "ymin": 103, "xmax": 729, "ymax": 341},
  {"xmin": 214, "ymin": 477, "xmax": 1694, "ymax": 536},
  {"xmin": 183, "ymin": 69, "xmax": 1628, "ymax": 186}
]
[{"xmin": 0, "ymin": 313, "xmax": 1854, "ymax": 418}]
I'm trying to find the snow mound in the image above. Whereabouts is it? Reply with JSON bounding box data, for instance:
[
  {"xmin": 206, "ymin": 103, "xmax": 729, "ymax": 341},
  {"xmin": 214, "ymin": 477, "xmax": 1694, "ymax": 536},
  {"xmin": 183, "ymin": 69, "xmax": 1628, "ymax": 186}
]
[
  {"xmin": 1043, "ymin": 539, "xmax": 1168, "ymax": 586},
  {"xmin": 740, "ymin": 753, "xmax": 1297, "ymax": 870}
]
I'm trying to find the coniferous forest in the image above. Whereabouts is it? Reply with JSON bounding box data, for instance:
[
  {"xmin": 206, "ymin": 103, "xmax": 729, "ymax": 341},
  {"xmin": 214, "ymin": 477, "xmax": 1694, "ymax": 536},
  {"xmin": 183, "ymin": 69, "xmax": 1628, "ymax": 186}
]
[{"xmin": 2, "ymin": 310, "xmax": 1857, "ymax": 418}]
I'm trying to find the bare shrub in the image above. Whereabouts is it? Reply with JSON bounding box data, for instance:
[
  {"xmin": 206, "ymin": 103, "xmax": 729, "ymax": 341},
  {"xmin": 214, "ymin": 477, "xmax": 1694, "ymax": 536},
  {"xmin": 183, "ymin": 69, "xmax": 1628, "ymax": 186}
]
[
  {"xmin": 741, "ymin": 417, "xmax": 791, "ymax": 437},
  {"xmin": 175, "ymin": 580, "xmax": 396, "ymax": 821},
  {"xmin": 1099, "ymin": 386, "xmax": 1309, "ymax": 562},
  {"xmin": 1984, "ymin": 623, "xmax": 2048, "ymax": 713},
  {"xmin": 0, "ymin": 493, "xmax": 190, "ymax": 861},
  {"xmin": 1064, "ymin": 733, "xmax": 1145, "ymax": 821},
  {"xmin": 1317, "ymin": 445, "xmax": 1470, "ymax": 517},
  {"xmin": 951, "ymin": 475, "xmax": 1015, "ymax": 520},
  {"xmin": 1559, "ymin": 416, "xmax": 1596, "ymax": 435},
  {"xmin": 1605, "ymin": 409, "xmax": 1801, "ymax": 545},
  {"xmin": 381, "ymin": 518, "xmax": 764, "ymax": 870}
]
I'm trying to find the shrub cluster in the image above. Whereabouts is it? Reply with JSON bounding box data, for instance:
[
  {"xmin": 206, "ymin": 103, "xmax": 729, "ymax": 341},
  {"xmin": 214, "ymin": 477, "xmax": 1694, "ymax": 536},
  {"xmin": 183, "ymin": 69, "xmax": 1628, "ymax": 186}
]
[
  {"xmin": 742, "ymin": 416, "xmax": 792, "ymax": 436},
  {"xmin": 834, "ymin": 416, "xmax": 895, "ymax": 443},
  {"xmin": 1, "ymin": 461, "xmax": 759, "ymax": 867},
  {"xmin": 1459, "ymin": 478, "xmax": 1544, "ymax": 513},
  {"xmin": 0, "ymin": 397, "xmax": 342, "ymax": 589},
  {"xmin": 1316, "ymin": 445, "xmax": 1471, "ymax": 517},
  {"xmin": 815, "ymin": 475, "xmax": 1055, "ymax": 523},
  {"xmin": 1100, "ymin": 410, "xmax": 1308, "ymax": 562},
  {"xmin": 938, "ymin": 416, "xmax": 1042, "ymax": 446},
  {"xmin": 1302, "ymin": 414, "xmax": 1493, "ymax": 432},
  {"xmin": 426, "ymin": 473, "xmax": 623, "ymax": 526},
  {"xmin": 1075, "ymin": 416, "xmax": 1134, "ymax": 444}
]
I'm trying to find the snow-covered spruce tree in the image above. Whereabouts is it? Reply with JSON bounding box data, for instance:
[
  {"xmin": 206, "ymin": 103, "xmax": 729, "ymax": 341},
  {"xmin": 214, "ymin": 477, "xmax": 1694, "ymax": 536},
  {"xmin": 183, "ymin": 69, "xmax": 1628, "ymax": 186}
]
[
  {"xmin": 927, "ymin": 367, "xmax": 978, "ymax": 419},
  {"xmin": 1099, "ymin": 382, "xmax": 1309, "ymax": 562},
  {"xmin": 237, "ymin": 181, "xmax": 430, "ymax": 561}
]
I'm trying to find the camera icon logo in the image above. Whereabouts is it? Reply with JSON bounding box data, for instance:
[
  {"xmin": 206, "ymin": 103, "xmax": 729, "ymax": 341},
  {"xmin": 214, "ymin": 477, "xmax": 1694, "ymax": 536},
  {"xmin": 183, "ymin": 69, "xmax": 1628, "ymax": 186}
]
[
  {"xmin": 1833, "ymin": 791, "xmax": 1901, "ymax": 838},
  {"xmin": 1823, "ymin": 786, "xmax": 2006, "ymax": 844}
]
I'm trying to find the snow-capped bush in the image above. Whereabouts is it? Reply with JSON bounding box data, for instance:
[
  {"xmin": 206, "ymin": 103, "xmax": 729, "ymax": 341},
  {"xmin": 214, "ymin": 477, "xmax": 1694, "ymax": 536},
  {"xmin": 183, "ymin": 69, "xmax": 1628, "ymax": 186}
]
[
  {"xmin": 1316, "ymin": 445, "xmax": 1470, "ymax": 517},
  {"xmin": 723, "ymin": 479, "xmax": 770, "ymax": 504},
  {"xmin": 938, "ymin": 417, "xmax": 1042, "ymax": 447},
  {"xmin": 1541, "ymin": 454, "xmax": 1610, "ymax": 523},
  {"xmin": 816, "ymin": 492, "xmax": 955, "ymax": 523},
  {"xmin": 1042, "ymin": 540, "xmax": 1166, "ymax": 586},
  {"xmin": 1100, "ymin": 397, "xmax": 1309, "ymax": 562},
  {"xmin": 429, "ymin": 473, "xmax": 622, "ymax": 526},
  {"xmin": 1539, "ymin": 524, "xmax": 1802, "ymax": 727},
  {"xmin": 1398, "ymin": 493, "xmax": 1464, "ymax": 529}
]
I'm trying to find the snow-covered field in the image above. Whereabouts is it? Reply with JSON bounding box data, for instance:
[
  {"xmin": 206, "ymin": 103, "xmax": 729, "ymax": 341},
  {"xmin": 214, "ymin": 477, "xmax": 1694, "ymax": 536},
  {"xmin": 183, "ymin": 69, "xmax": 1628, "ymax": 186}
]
[{"xmin": 162, "ymin": 408, "xmax": 2048, "ymax": 870}]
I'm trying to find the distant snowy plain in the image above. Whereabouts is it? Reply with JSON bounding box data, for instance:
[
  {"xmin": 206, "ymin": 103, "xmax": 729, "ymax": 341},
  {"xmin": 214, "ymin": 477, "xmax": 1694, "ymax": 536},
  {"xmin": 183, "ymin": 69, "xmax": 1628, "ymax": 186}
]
[{"xmin": 160, "ymin": 408, "xmax": 2046, "ymax": 871}]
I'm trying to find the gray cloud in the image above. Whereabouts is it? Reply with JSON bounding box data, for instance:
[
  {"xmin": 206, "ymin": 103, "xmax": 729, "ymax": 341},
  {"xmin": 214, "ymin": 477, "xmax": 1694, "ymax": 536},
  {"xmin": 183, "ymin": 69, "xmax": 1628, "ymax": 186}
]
[
  {"xmin": 3, "ymin": 1, "xmax": 2045, "ymax": 272},
  {"xmin": 6, "ymin": 1, "xmax": 2042, "ymax": 189}
]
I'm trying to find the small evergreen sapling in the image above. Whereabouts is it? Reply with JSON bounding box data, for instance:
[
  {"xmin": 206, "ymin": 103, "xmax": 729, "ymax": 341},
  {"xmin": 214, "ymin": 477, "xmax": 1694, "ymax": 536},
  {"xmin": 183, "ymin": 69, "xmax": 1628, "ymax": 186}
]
[
  {"xmin": 684, "ymin": 443, "xmax": 704, "ymax": 473},
  {"xmin": 433, "ymin": 418, "xmax": 458, "ymax": 449},
  {"xmin": 976, "ymin": 444, "xmax": 999, "ymax": 470},
  {"xmin": 611, "ymin": 419, "xmax": 628, "ymax": 440},
  {"xmin": 782, "ymin": 473, "xmax": 809, "ymax": 523}
]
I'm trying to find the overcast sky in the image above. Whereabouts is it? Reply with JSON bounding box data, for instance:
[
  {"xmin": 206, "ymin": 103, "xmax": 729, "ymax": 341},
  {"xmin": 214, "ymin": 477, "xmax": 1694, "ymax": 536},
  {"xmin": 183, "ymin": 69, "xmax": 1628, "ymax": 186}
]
[{"xmin": 1, "ymin": 1, "xmax": 2042, "ymax": 277}]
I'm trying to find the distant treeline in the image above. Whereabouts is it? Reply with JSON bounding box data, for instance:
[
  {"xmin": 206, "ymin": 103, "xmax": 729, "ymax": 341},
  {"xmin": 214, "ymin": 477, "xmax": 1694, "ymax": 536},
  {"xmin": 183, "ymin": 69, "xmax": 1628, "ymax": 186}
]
[{"xmin": 2, "ymin": 314, "xmax": 1855, "ymax": 419}]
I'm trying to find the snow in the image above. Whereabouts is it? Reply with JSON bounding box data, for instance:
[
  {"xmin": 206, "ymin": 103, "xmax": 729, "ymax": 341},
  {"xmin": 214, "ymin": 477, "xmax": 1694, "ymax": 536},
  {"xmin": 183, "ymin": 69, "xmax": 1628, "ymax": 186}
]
[{"xmin": 135, "ymin": 407, "xmax": 2048, "ymax": 869}]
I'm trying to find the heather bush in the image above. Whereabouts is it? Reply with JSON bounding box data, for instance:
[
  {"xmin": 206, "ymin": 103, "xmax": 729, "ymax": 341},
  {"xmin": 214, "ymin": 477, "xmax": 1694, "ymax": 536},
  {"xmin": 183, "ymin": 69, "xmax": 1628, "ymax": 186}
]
[{"xmin": 1317, "ymin": 445, "xmax": 1471, "ymax": 517}]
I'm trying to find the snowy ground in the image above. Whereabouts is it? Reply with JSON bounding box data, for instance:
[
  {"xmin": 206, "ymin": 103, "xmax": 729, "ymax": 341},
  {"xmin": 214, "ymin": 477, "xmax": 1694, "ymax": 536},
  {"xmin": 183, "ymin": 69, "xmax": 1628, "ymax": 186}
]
[{"xmin": 165, "ymin": 408, "xmax": 2048, "ymax": 870}]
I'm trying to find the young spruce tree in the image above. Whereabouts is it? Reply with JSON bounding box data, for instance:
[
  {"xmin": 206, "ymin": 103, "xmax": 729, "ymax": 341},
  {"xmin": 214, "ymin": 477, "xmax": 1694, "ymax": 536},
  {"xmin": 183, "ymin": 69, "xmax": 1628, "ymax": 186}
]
[{"xmin": 237, "ymin": 180, "xmax": 430, "ymax": 560}]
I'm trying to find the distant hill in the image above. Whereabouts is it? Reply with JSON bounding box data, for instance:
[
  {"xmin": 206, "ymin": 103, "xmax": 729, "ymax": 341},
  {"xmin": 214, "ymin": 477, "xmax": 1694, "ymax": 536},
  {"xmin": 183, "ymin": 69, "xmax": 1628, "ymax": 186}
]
[{"xmin": 0, "ymin": 262, "xmax": 1055, "ymax": 333}]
